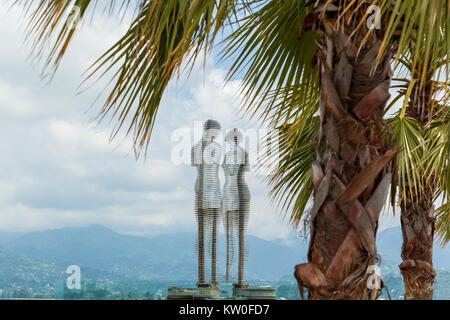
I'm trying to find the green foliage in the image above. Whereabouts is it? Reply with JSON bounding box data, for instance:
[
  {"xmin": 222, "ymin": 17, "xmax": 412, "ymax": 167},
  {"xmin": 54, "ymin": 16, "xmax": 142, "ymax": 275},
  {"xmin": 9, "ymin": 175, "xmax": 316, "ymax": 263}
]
[
  {"xmin": 222, "ymin": 0, "xmax": 318, "ymax": 124},
  {"xmin": 389, "ymin": 32, "xmax": 450, "ymax": 244},
  {"xmin": 388, "ymin": 115, "xmax": 424, "ymax": 201},
  {"xmin": 13, "ymin": 0, "xmax": 132, "ymax": 74},
  {"xmin": 437, "ymin": 203, "xmax": 450, "ymax": 246},
  {"xmin": 87, "ymin": 0, "xmax": 241, "ymax": 153},
  {"xmin": 264, "ymin": 113, "xmax": 318, "ymax": 227}
]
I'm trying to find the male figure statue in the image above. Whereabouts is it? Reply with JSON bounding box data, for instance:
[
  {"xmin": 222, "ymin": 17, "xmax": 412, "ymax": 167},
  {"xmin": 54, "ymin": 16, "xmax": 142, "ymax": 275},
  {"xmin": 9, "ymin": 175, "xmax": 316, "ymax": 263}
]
[{"xmin": 191, "ymin": 119, "xmax": 222, "ymax": 287}]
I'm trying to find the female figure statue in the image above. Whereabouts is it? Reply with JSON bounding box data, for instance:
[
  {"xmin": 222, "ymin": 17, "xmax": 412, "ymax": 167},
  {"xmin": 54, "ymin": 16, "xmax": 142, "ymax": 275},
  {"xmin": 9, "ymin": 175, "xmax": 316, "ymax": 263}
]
[{"xmin": 222, "ymin": 129, "xmax": 250, "ymax": 287}]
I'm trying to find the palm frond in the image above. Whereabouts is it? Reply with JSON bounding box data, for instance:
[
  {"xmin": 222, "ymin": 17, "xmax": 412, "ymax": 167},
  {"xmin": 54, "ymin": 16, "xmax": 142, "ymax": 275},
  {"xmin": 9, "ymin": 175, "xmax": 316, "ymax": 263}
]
[
  {"xmin": 387, "ymin": 115, "xmax": 425, "ymax": 203},
  {"xmin": 423, "ymin": 109, "xmax": 450, "ymax": 200},
  {"xmin": 12, "ymin": 0, "xmax": 133, "ymax": 76},
  {"xmin": 83, "ymin": 0, "xmax": 239, "ymax": 155},
  {"xmin": 221, "ymin": 0, "xmax": 318, "ymax": 126},
  {"xmin": 436, "ymin": 202, "xmax": 450, "ymax": 246},
  {"xmin": 259, "ymin": 88, "xmax": 319, "ymax": 228},
  {"xmin": 379, "ymin": 0, "xmax": 449, "ymax": 92}
]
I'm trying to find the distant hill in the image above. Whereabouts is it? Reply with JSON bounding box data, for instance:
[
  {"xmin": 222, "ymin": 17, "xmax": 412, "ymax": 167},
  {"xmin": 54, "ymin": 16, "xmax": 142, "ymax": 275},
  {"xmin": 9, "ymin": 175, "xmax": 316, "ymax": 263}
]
[
  {"xmin": 0, "ymin": 247, "xmax": 62, "ymax": 290},
  {"xmin": 0, "ymin": 225, "xmax": 449, "ymax": 299},
  {"xmin": 2, "ymin": 225, "xmax": 449, "ymax": 282},
  {"xmin": 1, "ymin": 225, "xmax": 308, "ymax": 282},
  {"xmin": 0, "ymin": 230, "xmax": 25, "ymax": 246}
]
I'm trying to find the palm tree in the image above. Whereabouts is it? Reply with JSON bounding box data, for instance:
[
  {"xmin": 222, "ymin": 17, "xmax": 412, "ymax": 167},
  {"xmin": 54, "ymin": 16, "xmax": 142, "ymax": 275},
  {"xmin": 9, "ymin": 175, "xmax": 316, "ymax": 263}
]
[
  {"xmin": 263, "ymin": 3, "xmax": 449, "ymax": 299},
  {"xmin": 11, "ymin": 0, "xmax": 449, "ymax": 299},
  {"xmin": 389, "ymin": 38, "xmax": 449, "ymax": 299},
  {"xmin": 254, "ymin": 1, "xmax": 396, "ymax": 300}
]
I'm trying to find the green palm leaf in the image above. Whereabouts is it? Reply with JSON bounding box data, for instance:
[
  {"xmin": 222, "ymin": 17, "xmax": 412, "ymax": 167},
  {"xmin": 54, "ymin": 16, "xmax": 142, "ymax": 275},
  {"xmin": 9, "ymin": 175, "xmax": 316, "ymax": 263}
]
[
  {"xmin": 13, "ymin": 0, "xmax": 132, "ymax": 75},
  {"xmin": 258, "ymin": 86, "xmax": 319, "ymax": 227},
  {"xmin": 436, "ymin": 202, "xmax": 450, "ymax": 246},
  {"xmin": 221, "ymin": 0, "xmax": 318, "ymax": 126}
]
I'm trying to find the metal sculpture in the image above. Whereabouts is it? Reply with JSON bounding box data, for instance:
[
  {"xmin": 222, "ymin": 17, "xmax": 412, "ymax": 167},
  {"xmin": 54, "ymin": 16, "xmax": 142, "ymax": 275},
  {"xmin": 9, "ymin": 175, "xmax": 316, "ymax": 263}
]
[
  {"xmin": 191, "ymin": 120, "xmax": 222, "ymax": 287},
  {"xmin": 222, "ymin": 129, "xmax": 250, "ymax": 287}
]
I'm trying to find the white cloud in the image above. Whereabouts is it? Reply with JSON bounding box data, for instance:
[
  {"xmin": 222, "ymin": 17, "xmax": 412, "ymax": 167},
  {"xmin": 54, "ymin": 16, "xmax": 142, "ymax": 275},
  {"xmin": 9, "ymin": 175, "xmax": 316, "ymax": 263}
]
[
  {"xmin": 0, "ymin": 3, "xmax": 400, "ymax": 245},
  {"xmin": 0, "ymin": 81, "xmax": 42, "ymax": 119},
  {"xmin": 47, "ymin": 120, "xmax": 123, "ymax": 157},
  {"xmin": 144, "ymin": 189, "xmax": 189, "ymax": 202},
  {"xmin": 192, "ymin": 68, "xmax": 244, "ymax": 125}
]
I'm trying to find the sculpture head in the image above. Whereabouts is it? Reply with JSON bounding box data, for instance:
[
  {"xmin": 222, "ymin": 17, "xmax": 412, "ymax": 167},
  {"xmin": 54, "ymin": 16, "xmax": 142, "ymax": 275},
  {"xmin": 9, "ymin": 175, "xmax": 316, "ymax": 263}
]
[
  {"xmin": 225, "ymin": 128, "xmax": 243, "ymax": 145},
  {"xmin": 203, "ymin": 119, "xmax": 221, "ymax": 141}
]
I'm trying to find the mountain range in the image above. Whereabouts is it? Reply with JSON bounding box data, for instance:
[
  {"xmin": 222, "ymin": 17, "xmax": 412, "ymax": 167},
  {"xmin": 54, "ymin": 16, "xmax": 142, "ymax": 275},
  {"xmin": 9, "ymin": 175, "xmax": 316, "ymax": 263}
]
[
  {"xmin": 0, "ymin": 225, "xmax": 309, "ymax": 282},
  {"xmin": 0, "ymin": 224, "xmax": 448, "ymax": 293}
]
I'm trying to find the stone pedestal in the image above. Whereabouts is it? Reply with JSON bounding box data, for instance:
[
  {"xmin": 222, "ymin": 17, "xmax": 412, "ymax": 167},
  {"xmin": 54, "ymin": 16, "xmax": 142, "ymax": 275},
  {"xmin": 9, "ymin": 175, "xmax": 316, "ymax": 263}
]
[
  {"xmin": 167, "ymin": 285, "xmax": 219, "ymax": 300},
  {"xmin": 232, "ymin": 284, "xmax": 276, "ymax": 300}
]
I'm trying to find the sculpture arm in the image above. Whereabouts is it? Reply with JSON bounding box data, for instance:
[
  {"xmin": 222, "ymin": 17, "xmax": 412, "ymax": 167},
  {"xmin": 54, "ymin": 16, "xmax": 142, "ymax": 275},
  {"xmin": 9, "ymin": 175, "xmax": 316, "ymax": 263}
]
[
  {"xmin": 191, "ymin": 144, "xmax": 202, "ymax": 167},
  {"xmin": 243, "ymin": 151, "xmax": 250, "ymax": 171}
]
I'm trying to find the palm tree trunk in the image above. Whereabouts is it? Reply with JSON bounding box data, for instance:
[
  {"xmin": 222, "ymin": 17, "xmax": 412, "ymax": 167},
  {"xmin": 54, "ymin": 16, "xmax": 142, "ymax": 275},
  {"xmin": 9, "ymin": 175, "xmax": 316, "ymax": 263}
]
[
  {"xmin": 295, "ymin": 6, "xmax": 395, "ymax": 300},
  {"xmin": 399, "ymin": 184, "xmax": 436, "ymax": 299},
  {"xmin": 399, "ymin": 75, "xmax": 436, "ymax": 300}
]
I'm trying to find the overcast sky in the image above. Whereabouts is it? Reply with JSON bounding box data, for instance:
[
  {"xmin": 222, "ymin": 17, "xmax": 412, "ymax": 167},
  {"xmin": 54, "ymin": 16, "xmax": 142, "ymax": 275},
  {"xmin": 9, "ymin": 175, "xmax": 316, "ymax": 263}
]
[{"xmin": 0, "ymin": 3, "xmax": 400, "ymax": 243}]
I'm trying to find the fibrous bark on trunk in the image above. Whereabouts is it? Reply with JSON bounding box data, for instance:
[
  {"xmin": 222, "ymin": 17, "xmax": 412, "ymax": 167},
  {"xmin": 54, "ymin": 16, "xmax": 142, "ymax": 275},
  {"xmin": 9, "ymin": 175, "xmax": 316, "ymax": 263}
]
[
  {"xmin": 294, "ymin": 3, "xmax": 395, "ymax": 300},
  {"xmin": 399, "ymin": 189, "xmax": 436, "ymax": 300}
]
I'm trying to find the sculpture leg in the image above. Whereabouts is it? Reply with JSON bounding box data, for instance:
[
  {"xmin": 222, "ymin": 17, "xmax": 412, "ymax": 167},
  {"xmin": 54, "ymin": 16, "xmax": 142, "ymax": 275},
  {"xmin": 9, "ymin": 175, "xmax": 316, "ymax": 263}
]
[
  {"xmin": 238, "ymin": 208, "xmax": 245, "ymax": 286},
  {"xmin": 211, "ymin": 208, "xmax": 218, "ymax": 285},
  {"xmin": 237, "ymin": 200, "xmax": 249, "ymax": 287},
  {"xmin": 226, "ymin": 212, "xmax": 230, "ymax": 282},
  {"xmin": 225, "ymin": 210, "xmax": 238, "ymax": 283},
  {"xmin": 197, "ymin": 208, "xmax": 205, "ymax": 285}
]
